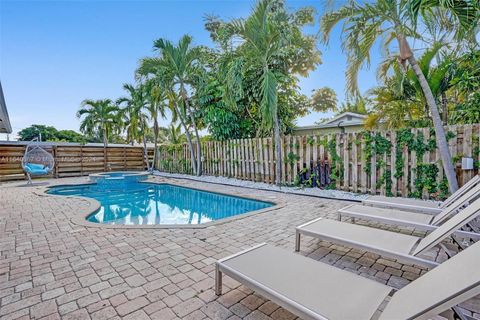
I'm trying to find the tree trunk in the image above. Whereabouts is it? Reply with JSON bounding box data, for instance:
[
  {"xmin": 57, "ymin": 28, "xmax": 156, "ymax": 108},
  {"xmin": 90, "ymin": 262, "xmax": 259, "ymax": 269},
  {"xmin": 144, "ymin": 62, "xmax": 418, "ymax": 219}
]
[
  {"xmin": 142, "ymin": 133, "xmax": 149, "ymax": 171},
  {"xmin": 183, "ymin": 94, "xmax": 202, "ymax": 176},
  {"xmin": 274, "ymin": 116, "xmax": 282, "ymax": 186},
  {"xmin": 103, "ymin": 127, "xmax": 108, "ymax": 148},
  {"xmin": 173, "ymin": 101, "xmax": 197, "ymax": 175},
  {"xmin": 441, "ymin": 92, "xmax": 448, "ymax": 124},
  {"xmin": 140, "ymin": 119, "xmax": 149, "ymax": 171},
  {"xmin": 153, "ymin": 116, "xmax": 159, "ymax": 171},
  {"xmin": 407, "ymin": 55, "xmax": 459, "ymax": 193}
]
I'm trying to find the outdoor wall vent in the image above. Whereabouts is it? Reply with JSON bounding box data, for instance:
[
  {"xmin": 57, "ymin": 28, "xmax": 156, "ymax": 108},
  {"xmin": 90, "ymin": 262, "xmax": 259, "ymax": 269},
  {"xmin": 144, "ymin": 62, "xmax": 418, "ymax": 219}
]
[{"xmin": 461, "ymin": 157, "xmax": 474, "ymax": 170}]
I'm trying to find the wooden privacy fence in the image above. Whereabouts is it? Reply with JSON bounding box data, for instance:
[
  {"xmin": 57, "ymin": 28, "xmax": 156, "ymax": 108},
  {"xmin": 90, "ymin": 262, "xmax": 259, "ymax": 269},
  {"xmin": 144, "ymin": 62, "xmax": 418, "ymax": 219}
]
[
  {"xmin": 157, "ymin": 124, "xmax": 480, "ymax": 199},
  {"xmin": 0, "ymin": 143, "xmax": 148, "ymax": 181}
]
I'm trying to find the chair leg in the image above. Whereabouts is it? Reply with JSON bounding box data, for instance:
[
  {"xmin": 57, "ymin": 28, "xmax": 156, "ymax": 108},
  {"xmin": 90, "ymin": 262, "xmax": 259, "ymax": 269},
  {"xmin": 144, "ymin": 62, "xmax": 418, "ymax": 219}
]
[
  {"xmin": 26, "ymin": 173, "xmax": 32, "ymax": 185},
  {"xmin": 295, "ymin": 231, "xmax": 301, "ymax": 252},
  {"xmin": 215, "ymin": 264, "xmax": 222, "ymax": 295}
]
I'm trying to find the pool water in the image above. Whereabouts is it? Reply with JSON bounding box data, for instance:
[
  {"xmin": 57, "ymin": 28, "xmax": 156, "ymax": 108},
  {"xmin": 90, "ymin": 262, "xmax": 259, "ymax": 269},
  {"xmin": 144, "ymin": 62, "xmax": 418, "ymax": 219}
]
[{"xmin": 48, "ymin": 182, "xmax": 273, "ymax": 225}]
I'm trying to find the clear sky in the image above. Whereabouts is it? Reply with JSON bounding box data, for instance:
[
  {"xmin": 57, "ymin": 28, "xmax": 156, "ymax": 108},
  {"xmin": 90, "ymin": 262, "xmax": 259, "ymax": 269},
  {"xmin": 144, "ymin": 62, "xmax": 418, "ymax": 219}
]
[{"xmin": 0, "ymin": 0, "xmax": 382, "ymax": 141}]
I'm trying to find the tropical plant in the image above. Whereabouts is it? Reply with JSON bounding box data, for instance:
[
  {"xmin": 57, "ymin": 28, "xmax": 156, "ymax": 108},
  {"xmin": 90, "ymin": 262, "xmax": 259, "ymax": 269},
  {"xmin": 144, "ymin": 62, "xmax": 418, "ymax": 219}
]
[
  {"xmin": 207, "ymin": 0, "xmax": 321, "ymax": 185},
  {"xmin": 77, "ymin": 99, "xmax": 119, "ymax": 148},
  {"xmin": 117, "ymin": 83, "xmax": 151, "ymax": 169},
  {"xmin": 367, "ymin": 44, "xmax": 455, "ymax": 129},
  {"xmin": 145, "ymin": 78, "xmax": 167, "ymax": 171},
  {"xmin": 117, "ymin": 84, "xmax": 147, "ymax": 145},
  {"xmin": 320, "ymin": 0, "xmax": 479, "ymax": 193},
  {"xmin": 159, "ymin": 123, "xmax": 185, "ymax": 145},
  {"xmin": 138, "ymin": 35, "xmax": 206, "ymax": 176},
  {"xmin": 449, "ymin": 49, "xmax": 480, "ymax": 124},
  {"xmin": 310, "ymin": 87, "xmax": 338, "ymax": 113}
]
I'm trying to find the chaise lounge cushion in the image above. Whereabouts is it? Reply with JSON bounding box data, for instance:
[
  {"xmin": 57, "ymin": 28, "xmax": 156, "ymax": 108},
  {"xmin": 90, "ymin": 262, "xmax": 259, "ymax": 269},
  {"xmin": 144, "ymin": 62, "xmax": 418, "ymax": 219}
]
[
  {"xmin": 339, "ymin": 204, "xmax": 434, "ymax": 225},
  {"xmin": 299, "ymin": 218, "xmax": 420, "ymax": 255},
  {"xmin": 221, "ymin": 244, "xmax": 392, "ymax": 320},
  {"xmin": 363, "ymin": 196, "xmax": 442, "ymax": 213}
]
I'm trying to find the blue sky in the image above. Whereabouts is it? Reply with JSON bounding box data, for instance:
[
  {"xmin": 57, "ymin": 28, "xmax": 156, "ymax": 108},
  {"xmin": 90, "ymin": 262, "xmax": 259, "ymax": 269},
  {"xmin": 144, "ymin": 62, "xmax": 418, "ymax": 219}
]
[{"xmin": 0, "ymin": 0, "xmax": 382, "ymax": 140}]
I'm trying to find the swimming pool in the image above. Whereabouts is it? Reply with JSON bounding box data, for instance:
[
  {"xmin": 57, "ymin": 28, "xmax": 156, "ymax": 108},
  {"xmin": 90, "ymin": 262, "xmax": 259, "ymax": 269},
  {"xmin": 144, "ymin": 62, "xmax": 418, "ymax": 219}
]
[{"xmin": 48, "ymin": 182, "xmax": 274, "ymax": 226}]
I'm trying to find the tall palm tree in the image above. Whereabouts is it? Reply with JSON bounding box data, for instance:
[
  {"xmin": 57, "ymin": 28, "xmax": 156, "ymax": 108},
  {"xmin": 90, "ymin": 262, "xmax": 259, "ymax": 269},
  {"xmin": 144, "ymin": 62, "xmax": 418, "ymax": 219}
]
[
  {"xmin": 228, "ymin": 0, "xmax": 286, "ymax": 185},
  {"xmin": 145, "ymin": 78, "xmax": 167, "ymax": 171},
  {"xmin": 77, "ymin": 99, "xmax": 119, "ymax": 148},
  {"xmin": 117, "ymin": 83, "xmax": 151, "ymax": 169},
  {"xmin": 368, "ymin": 44, "xmax": 455, "ymax": 128},
  {"xmin": 153, "ymin": 35, "xmax": 204, "ymax": 176},
  {"xmin": 321, "ymin": 0, "xmax": 479, "ymax": 193},
  {"xmin": 117, "ymin": 84, "xmax": 147, "ymax": 145},
  {"xmin": 137, "ymin": 35, "xmax": 204, "ymax": 176}
]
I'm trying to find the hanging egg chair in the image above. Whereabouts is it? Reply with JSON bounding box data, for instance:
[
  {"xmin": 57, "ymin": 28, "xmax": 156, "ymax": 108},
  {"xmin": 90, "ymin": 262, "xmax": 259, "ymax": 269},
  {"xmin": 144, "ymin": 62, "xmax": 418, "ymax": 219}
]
[{"xmin": 21, "ymin": 143, "xmax": 55, "ymax": 184}]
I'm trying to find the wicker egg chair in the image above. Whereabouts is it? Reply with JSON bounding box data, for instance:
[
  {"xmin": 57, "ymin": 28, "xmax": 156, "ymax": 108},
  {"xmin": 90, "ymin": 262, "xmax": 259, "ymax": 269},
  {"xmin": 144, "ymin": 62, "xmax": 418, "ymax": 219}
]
[{"xmin": 21, "ymin": 143, "xmax": 55, "ymax": 184}]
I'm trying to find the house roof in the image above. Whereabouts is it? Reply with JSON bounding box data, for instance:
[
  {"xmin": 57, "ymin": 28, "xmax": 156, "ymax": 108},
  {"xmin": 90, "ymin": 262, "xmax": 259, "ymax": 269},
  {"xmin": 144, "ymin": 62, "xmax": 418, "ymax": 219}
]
[
  {"xmin": 0, "ymin": 81, "xmax": 12, "ymax": 134},
  {"xmin": 322, "ymin": 112, "xmax": 367, "ymax": 125},
  {"xmin": 294, "ymin": 112, "xmax": 366, "ymax": 131}
]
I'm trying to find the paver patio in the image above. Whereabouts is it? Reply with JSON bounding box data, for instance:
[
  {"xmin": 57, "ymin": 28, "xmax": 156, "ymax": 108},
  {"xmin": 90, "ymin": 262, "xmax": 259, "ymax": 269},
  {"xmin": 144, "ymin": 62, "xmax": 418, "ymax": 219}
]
[{"xmin": 1, "ymin": 176, "xmax": 479, "ymax": 319}]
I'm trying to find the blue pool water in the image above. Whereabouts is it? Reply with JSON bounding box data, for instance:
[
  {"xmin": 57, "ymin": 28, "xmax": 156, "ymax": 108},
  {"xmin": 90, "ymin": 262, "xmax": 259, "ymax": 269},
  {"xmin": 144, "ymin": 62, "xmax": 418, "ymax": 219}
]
[{"xmin": 48, "ymin": 182, "xmax": 273, "ymax": 225}]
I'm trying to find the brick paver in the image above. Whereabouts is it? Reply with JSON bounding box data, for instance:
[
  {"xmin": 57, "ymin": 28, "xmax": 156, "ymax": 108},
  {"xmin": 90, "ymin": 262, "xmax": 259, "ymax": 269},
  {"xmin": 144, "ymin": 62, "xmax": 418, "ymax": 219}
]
[{"xmin": 1, "ymin": 176, "xmax": 479, "ymax": 319}]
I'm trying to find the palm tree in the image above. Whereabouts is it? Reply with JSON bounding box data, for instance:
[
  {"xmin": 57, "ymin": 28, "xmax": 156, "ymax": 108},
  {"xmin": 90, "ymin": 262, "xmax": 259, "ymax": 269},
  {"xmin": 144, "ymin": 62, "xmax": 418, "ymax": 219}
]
[
  {"xmin": 77, "ymin": 99, "xmax": 119, "ymax": 148},
  {"xmin": 227, "ymin": 0, "xmax": 286, "ymax": 185},
  {"xmin": 144, "ymin": 78, "xmax": 167, "ymax": 171},
  {"xmin": 117, "ymin": 84, "xmax": 146, "ymax": 145},
  {"xmin": 159, "ymin": 123, "xmax": 185, "ymax": 145},
  {"xmin": 368, "ymin": 44, "xmax": 455, "ymax": 128},
  {"xmin": 320, "ymin": 0, "xmax": 479, "ymax": 193},
  {"xmin": 137, "ymin": 35, "xmax": 204, "ymax": 176},
  {"xmin": 204, "ymin": 0, "xmax": 320, "ymax": 184},
  {"xmin": 117, "ymin": 83, "xmax": 151, "ymax": 169}
]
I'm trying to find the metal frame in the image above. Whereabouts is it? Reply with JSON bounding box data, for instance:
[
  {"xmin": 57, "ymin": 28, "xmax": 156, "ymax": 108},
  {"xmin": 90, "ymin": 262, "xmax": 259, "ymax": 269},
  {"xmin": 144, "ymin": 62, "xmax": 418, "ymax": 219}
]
[
  {"xmin": 216, "ymin": 243, "xmax": 331, "ymax": 320},
  {"xmin": 215, "ymin": 243, "xmax": 472, "ymax": 320},
  {"xmin": 362, "ymin": 199, "xmax": 443, "ymax": 214},
  {"xmin": 337, "ymin": 206, "xmax": 480, "ymax": 241},
  {"xmin": 22, "ymin": 138, "xmax": 55, "ymax": 184},
  {"xmin": 362, "ymin": 176, "xmax": 480, "ymax": 215},
  {"xmin": 295, "ymin": 218, "xmax": 439, "ymax": 268}
]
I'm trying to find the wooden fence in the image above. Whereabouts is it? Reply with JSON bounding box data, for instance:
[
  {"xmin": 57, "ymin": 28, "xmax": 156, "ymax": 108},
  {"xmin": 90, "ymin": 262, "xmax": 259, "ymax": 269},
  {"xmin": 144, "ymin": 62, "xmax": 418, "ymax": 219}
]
[
  {"xmin": 157, "ymin": 124, "xmax": 480, "ymax": 199},
  {"xmin": 0, "ymin": 143, "xmax": 148, "ymax": 182}
]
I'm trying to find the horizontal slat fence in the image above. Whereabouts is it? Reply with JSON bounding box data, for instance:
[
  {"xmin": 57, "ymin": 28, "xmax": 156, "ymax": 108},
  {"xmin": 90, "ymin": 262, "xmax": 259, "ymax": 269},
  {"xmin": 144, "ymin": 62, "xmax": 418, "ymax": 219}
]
[
  {"xmin": 0, "ymin": 144, "xmax": 147, "ymax": 181},
  {"xmin": 157, "ymin": 124, "xmax": 480, "ymax": 199}
]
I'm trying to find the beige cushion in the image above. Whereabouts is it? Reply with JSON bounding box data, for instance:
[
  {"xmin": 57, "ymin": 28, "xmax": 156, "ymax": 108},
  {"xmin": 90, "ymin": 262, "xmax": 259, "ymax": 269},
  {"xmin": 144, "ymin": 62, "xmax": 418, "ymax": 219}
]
[
  {"xmin": 340, "ymin": 204, "xmax": 433, "ymax": 225},
  {"xmin": 222, "ymin": 244, "xmax": 392, "ymax": 320},
  {"xmin": 364, "ymin": 196, "xmax": 442, "ymax": 213},
  {"xmin": 300, "ymin": 218, "xmax": 419, "ymax": 255}
]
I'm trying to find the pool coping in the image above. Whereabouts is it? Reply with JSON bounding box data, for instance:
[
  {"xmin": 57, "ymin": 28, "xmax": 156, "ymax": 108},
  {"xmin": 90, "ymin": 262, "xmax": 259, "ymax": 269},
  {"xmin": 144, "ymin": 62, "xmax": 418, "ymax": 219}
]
[{"xmin": 35, "ymin": 177, "xmax": 285, "ymax": 229}]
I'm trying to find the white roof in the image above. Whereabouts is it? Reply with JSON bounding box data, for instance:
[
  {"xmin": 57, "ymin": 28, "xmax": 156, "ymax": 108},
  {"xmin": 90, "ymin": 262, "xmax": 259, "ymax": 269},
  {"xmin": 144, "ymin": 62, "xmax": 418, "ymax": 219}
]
[
  {"xmin": 322, "ymin": 112, "xmax": 367, "ymax": 125},
  {"xmin": 294, "ymin": 112, "xmax": 366, "ymax": 131}
]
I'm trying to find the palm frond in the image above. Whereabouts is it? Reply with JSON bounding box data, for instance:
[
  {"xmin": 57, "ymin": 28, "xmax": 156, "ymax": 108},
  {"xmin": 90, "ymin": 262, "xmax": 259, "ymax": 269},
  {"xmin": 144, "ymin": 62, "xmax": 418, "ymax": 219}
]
[{"xmin": 260, "ymin": 69, "xmax": 278, "ymax": 129}]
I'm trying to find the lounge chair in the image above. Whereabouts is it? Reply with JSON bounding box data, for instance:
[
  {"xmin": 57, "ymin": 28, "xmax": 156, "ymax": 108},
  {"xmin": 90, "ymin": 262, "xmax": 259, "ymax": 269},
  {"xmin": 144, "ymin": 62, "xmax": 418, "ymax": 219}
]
[
  {"xmin": 216, "ymin": 241, "xmax": 480, "ymax": 320},
  {"xmin": 363, "ymin": 174, "xmax": 480, "ymax": 214},
  {"xmin": 337, "ymin": 181, "xmax": 480, "ymax": 240},
  {"xmin": 295, "ymin": 197, "xmax": 480, "ymax": 268}
]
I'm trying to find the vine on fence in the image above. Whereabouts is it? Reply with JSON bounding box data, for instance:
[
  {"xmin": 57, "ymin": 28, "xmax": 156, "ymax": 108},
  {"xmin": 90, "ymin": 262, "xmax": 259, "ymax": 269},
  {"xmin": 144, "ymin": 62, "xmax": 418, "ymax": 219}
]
[
  {"xmin": 157, "ymin": 126, "xmax": 478, "ymax": 200},
  {"xmin": 392, "ymin": 129, "xmax": 441, "ymax": 198},
  {"xmin": 327, "ymin": 138, "xmax": 343, "ymax": 188},
  {"xmin": 362, "ymin": 132, "xmax": 393, "ymax": 196}
]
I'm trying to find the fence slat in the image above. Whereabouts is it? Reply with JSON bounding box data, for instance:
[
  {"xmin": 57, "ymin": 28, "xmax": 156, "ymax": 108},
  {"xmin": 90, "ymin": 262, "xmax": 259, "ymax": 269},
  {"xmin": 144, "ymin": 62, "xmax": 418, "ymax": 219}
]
[{"xmin": 145, "ymin": 125, "xmax": 479, "ymax": 199}]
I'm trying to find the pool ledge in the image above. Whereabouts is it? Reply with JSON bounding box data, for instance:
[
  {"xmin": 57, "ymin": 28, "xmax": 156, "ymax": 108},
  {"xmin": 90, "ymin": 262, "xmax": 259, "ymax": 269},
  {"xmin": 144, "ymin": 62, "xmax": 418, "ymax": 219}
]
[{"xmin": 37, "ymin": 179, "xmax": 286, "ymax": 229}]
